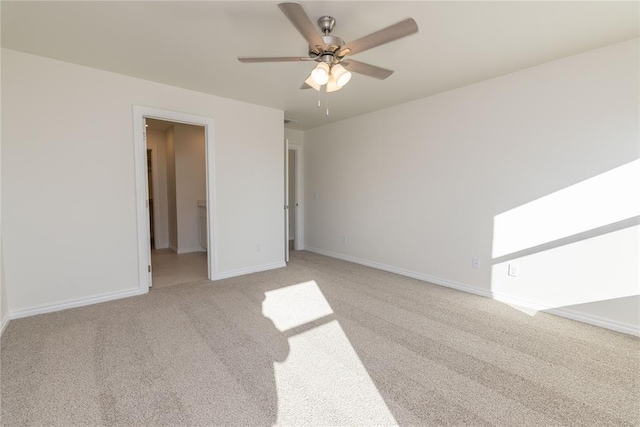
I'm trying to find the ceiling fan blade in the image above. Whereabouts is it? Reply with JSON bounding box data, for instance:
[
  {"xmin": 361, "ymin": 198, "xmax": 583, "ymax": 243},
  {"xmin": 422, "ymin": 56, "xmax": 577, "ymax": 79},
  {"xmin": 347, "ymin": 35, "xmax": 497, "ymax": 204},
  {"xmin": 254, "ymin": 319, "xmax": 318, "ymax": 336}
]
[
  {"xmin": 342, "ymin": 60, "xmax": 394, "ymax": 80},
  {"xmin": 278, "ymin": 2, "xmax": 326, "ymax": 52},
  {"xmin": 301, "ymin": 82, "xmax": 312, "ymax": 89},
  {"xmin": 338, "ymin": 18, "xmax": 418, "ymax": 57},
  {"xmin": 238, "ymin": 56, "xmax": 314, "ymax": 63}
]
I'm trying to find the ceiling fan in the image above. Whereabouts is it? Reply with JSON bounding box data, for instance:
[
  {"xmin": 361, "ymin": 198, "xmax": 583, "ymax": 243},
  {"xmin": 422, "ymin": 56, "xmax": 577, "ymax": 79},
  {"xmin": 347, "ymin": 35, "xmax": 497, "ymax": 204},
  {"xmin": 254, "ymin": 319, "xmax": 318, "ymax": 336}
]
[{"xmin": 238, "ymin": 2, "xmax": 419, "ymax": 93}]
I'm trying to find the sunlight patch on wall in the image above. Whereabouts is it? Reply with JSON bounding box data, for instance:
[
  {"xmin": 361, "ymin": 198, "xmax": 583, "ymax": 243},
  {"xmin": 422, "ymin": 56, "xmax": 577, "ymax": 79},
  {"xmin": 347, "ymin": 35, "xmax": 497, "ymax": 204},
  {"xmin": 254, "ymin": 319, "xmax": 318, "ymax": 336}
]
[
  {"xmin": 493, "ymin": 159, "xmax": 640, "ymax": 258},
  {"xmin": 492, "ymin": 225, "xmax": 639, "ymax": 311},
  {"xmin": 262, "ymin": 281, "xmax": 334, "ymax": 332},
  {"xmin": 273, "ymin": 320, "xmax": 397, "ymax": 425}
]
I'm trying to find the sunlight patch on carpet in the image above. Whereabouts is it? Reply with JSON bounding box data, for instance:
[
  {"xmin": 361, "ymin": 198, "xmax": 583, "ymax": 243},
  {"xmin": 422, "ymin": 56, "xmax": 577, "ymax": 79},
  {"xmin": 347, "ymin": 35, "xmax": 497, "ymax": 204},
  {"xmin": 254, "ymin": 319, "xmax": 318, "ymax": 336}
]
[
  {"xmin": 273, "ymin": 320, "xmax": 397, "ymax": 425},
  {"xmin": 262, "ymin": 281, "xmax": 397, "ymax": 425},
  {"xmin": 262, "ymin": 281, "xmax": 334, "ymax": 332}
]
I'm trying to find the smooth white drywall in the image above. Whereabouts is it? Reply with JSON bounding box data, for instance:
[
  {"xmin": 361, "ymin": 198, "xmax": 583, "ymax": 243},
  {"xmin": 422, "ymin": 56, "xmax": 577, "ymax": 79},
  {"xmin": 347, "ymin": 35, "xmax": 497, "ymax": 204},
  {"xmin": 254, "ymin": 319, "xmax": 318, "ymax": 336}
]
[
  {"xmin": 285, "ymin": 129, "xmax": 303, "ymax": 146},
  {"xmin": 146, "ymin": 129, "xmax": 169, "ymax": 249},
  {"xmin": 304, "ymin": 38, "xmax": 640, "ymax": 332},
  {"xmin": 151, "ymin": 124, "xmax": 207, "ymax": 253},
  {"xmin": 2, "ymin": 48, "xmax": 284, "ymax": 313},
  {"xmin": 174, "ymin": 123, "xmax": 206, "ymax": 253}
]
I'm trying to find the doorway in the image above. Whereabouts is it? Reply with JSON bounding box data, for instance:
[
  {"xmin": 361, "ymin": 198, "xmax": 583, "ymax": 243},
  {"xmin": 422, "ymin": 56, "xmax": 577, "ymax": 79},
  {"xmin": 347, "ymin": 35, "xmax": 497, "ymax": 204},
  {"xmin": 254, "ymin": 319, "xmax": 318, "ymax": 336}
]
[
  {"xmin": 133, "ymin": 106, "xmax": 217, "ymax": 292},
  {"xmin": 146, "ymin": 148, "xmax": 156, "ymax": 249},
  {"xmin": 285, "ymin": 141, "xmax": 303, "ymax": 262},
  {"xmin": 145, "ymin": 118, "xmax": 208, "ymax": 288}
]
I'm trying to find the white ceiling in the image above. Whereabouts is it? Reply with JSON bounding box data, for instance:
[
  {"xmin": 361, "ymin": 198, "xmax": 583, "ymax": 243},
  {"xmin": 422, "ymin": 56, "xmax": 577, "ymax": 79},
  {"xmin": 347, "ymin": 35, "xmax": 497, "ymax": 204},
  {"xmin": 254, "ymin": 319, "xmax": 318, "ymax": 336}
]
[{"xmin": 2, "ymin": 1, "xmax": 638, "ymax": 130}]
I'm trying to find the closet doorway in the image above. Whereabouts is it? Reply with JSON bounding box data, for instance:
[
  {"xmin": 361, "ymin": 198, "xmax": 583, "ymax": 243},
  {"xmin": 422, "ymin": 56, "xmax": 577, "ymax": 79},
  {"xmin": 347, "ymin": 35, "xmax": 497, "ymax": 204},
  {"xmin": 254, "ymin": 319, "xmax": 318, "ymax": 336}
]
[
  {"xmin": 133, "ymin": 106, "xmax": 217, "ymax": 292},
  {"xmin": 285, "ymin": 140, "xmax": 303, "ymax": 262}
]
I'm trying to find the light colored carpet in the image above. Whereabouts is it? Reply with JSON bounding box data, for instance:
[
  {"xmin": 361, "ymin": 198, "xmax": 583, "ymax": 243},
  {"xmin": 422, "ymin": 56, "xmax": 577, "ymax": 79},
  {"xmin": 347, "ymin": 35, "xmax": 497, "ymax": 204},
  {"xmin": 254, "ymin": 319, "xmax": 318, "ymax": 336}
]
[{"xmin": 1, "ymin": 251, "xmax": 638, "ymax": 426}]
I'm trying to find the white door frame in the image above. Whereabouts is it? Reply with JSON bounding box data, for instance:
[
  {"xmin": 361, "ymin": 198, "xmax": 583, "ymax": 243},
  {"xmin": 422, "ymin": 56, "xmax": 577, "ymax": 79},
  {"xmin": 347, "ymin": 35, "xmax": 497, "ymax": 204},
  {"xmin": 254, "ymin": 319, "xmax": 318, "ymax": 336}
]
[
  {"xmin": 285, "ymin": 139, "xmax": 290, "ymax": 263},
  {"xmin": 133, "ymin": 105, "xmax": 217, "ymax": 292},
  {"xmin": 288, "ymin": 142, "xmax": 304, "ymax": 250}
]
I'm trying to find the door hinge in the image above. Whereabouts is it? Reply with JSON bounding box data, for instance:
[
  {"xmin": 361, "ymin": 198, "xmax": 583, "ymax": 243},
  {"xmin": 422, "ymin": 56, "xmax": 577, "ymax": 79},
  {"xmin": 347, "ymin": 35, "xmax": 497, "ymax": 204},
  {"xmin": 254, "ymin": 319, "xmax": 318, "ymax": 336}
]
[
  {"xmin": 148, "ymin": 265, "xmax": 151, "ymax": 273},
  {"xmin": 284, "ymin": 205, "xmax": 289, "ymax": 210}
]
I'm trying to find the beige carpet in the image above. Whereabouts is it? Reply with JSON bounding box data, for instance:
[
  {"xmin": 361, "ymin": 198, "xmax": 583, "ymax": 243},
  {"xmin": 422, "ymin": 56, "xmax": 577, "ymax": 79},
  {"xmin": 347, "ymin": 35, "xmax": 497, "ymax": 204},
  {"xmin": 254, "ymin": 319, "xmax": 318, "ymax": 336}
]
[{"xmin": 1, "ymin": 251, "xmax": 638, "ymax": 426}]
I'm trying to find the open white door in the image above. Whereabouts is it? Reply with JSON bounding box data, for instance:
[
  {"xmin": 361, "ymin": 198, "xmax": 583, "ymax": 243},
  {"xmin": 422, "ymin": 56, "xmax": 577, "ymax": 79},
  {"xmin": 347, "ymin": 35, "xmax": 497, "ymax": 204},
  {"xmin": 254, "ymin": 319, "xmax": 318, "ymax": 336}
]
[
  {"xmin": 143, "ymin": 118, "xmax": 153, "ymax": 287},
  {"xmin": 285, "ymin": 138, "xmax": 290, "ymax": 263}
]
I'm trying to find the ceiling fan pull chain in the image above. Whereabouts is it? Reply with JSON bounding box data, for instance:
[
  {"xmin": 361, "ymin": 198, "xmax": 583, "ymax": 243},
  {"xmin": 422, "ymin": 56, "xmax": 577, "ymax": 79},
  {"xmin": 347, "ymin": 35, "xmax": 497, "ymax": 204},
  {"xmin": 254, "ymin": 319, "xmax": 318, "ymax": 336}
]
[
  {"xmin": 317, "ymin": 88, "xmax": 321, "ymax": 108},
  {"xmin": 326, "ymin": 91, "xmax": 330, "ymax": 116}
]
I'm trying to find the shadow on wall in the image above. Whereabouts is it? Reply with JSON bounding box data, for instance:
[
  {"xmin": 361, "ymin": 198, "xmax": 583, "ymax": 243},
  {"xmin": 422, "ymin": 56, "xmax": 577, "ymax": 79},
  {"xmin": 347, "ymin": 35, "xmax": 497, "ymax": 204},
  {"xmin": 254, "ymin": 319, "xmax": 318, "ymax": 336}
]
[{"xmin": 489, "ymin": 159, "xmax": 640, "ymax": 322}]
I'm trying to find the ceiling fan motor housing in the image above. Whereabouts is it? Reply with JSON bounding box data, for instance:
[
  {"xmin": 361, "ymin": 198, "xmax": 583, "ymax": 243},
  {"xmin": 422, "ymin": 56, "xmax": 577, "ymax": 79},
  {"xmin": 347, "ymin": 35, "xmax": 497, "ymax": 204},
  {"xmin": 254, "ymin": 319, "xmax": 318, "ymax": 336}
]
[
  {"xmin": 308, "ymin": 16, "xmax": 345, "ymax": 61},
  {"xmin": 318, "ymin": 16, "xmax": 336, "ymax": 34}
]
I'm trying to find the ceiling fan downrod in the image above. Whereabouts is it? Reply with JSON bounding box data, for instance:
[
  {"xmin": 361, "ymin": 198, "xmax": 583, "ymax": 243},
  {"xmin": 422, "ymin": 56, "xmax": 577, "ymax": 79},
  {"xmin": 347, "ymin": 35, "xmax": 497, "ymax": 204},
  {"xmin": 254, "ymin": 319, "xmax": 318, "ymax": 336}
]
[
  {"xmin": 318, "ymin": 16, "xmax": 335, "ymax": 35},
  {"xmin": 309, "ymin": 16, "xmax": 345, "ymax": 61}
]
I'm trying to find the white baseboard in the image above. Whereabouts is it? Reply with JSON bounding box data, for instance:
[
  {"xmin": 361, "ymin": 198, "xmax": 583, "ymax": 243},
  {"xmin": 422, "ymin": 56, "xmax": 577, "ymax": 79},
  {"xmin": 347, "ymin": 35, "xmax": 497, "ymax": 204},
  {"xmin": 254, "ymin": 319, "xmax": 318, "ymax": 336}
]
[
  {"xmin": 177, "ymin": 247, "xmax": 203, "ymax": 255},
  {"xmin": 0, "ymin": 313, "xmax": 10, "ymax": 337},
  {"xmin": 489, "ymin": 292, "xmax": 640, "ymax": 337},
  {"xmin": 9, "ymin": 288, "xmax": 145, "ymax": 320},
  {"xmin": 544, "ymin": 307, "xmax": 639, "ymax": 337},
  {"xmin": 214, "ymin": 261, "xmax": 286, "ymax": 280},
  {"xmin": 304, "ymin": 247, "xmax": 640, "ymax": 337},
  {"xmin": 305, "ymin": 246, "xmax": 493, "ymax": 298}
]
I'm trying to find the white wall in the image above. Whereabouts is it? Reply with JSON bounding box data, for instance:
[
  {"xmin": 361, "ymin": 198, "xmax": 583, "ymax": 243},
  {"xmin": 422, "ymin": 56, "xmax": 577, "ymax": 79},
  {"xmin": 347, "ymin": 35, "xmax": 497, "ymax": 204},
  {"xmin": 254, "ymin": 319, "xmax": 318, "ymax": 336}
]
[
  {"xmin": 285, "ymin": 129, "xmax": 304, "ymax": 147},
  {"xmin": 174, "ymin": 123, "xmax": 206, "ymax": 253},
  {"xmin": 303, "ymin": 38, "xmax": 639, "ymax": 334},
  {"xmin": 150, "ymin": 124, "xmax": 207, "ymax": 253},
  {"xmin": 2, "ymin": 48, "xmax": 284, "ymax": 314},
  {"xmin": 146, "ymin": 129, "xmax": 169, "ymax": 249}
]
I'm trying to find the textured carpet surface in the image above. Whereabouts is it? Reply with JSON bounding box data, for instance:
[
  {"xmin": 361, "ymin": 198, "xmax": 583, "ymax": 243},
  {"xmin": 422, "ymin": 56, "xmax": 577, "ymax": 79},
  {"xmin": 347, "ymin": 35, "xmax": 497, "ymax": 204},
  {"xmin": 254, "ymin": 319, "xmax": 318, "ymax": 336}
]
[{"xmin": 1, "ymin": 251, "xmax": 638, "ymax": 426}]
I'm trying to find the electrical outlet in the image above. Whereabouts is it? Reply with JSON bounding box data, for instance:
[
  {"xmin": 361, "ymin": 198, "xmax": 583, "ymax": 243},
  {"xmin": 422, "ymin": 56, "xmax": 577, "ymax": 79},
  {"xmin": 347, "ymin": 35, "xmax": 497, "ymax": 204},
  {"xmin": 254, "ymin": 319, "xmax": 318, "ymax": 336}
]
[
  {"xmin": 256, "ymin": 244, "xmax": 261, "ymax": 252},
  {"xmin": 508, "ymin": 264, "xmax": 519, "ymax": 277},
  {"xmin": 341, "ymin": 236, "xmax": 347, "ymax": 244},
  {"xmin": 472, "ymin": 257, "xmax": 480, "ymax": 269}
]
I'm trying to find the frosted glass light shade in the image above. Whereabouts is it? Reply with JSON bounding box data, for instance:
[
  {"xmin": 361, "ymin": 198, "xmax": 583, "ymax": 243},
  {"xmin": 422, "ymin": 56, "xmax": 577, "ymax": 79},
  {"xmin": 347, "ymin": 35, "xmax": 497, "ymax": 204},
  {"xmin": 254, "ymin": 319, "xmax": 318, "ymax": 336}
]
[
  {"xmin": 325, "ymin": 75, "xmax": 342, "ymax": 93},
  {"xmin": 311, "ymin": 62, "xmax": 330, "ymax": 85},
  {"xmin": 304, "ymin": 74, "xmax": 321, "ymax": 91},
  {"xmin": 331, "ymin": 64, "xmax": 352, "ymax": 88}
]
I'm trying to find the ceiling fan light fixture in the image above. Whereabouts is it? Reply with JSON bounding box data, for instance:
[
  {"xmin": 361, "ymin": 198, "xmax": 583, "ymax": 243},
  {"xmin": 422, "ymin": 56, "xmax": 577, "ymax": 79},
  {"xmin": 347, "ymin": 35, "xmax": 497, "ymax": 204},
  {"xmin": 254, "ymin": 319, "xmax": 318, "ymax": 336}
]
[
  {"xmin": 304, "ymin": 74, "xmax": 322, "ymax": 91},
  {"xmin": 331, "ymin": 64, "xmax": 352, "ymax": 88},
  {"xmin": 239, "ymin": 3, "xmax": 418, "ymax": 116},
  {"xmin": 311, "ymin": 62, "xmax": 330, "ymax": 85},
  {"xmin": 325, "ymin": 75, "xmax": 342, "ymax": 93}
]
